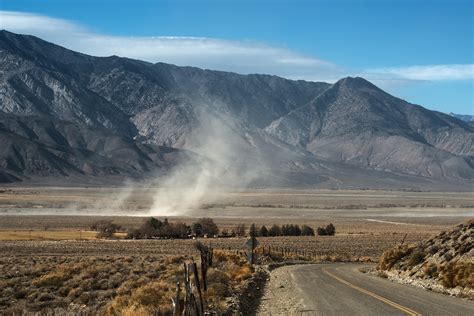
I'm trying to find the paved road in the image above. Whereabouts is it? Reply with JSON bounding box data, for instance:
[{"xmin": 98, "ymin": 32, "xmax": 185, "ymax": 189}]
[{"xmin": 287, "ymin": 264, "xmax": 474, "ymax": 315}]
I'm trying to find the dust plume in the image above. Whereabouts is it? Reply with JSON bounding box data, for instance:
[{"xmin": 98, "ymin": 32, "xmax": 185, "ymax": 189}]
[{"xmin": 147, "ymin": 109, "xmax": 265, "ymax": 216}]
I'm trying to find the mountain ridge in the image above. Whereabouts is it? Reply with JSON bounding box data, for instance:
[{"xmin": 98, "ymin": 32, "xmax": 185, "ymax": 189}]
[{"xmin": 0, "ymin": 30, "xmax": 472, "ymax": 189}]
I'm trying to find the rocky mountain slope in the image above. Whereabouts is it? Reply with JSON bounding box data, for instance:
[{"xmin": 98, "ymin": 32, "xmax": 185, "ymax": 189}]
[
  {"xmin": 265, "ymin": 78, "xmax": 473, "ymax": 179},
  {"xmin": 0, "ymin": 112, "xmax": 187, "ymax": 184},
  {"xmin": 378, "ymin": 219, "xmax": 473, "ymax": 298},
  {"xmin": 0, "ymin": 30, "xmax": 473, "ymax": 188},
  {"xmin": 449, "ymin": 113, "xmax": 474, "ymax": 122}
]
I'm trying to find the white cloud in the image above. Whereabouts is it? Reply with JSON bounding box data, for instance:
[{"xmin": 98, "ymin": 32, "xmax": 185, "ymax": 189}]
[
  {"xmin": 0, "ymin": 10, "xmax": 342, "ymax": 81},
  {"xmin": 1, "ymin": 10, "xmax": 472, "ymax": 86},
  {"xmin": 364, "ymin": 64, "xmax": 474, "ymax": 81}
]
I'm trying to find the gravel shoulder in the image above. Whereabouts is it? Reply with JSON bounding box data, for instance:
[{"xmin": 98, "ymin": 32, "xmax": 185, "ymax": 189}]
[{"xmin": 257, "ymin": 265, "xmax": 307, "ymax": 315}]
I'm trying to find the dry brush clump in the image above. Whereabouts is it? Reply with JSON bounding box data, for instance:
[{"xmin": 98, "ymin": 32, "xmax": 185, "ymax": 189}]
[
  {"xmin": 438, "ymin": 261, "xmax": 474, "ymax": 289},
  {"xmin": 1, "ymin": 249, "xmax": 256, "ymax": 315},
  {"xmin": 0, "ymin": 255, "xmax": 181, "ymax": 314},
  {"xmin": 107, "ymin": 250, "xmax": 254, "ymax": 315},
  {"xmin": 377, "ymin": 219, "xmax": 473, "ymax": 298},
  {"xmin": 377, "ymin": 244, "xmax": 415, "ymax": 270}
]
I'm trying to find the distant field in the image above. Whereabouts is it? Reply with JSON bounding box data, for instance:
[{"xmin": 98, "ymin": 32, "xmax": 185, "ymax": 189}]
[
  {"xmin": 0, "ymin": 187, "xmax": 473, "ymax": 216},
  {"xmin": 0, "ymin": 230, "xmax": 127, "ymax": 241},
  {"xmin": 0, "ymin": 187, "xmax": 471, "ymax": 242},
  {"xmin": 0, "ymin": 187, "xmax": 471, "ymax": 259},
  {"xmin": 1, "ymin": 187, "xmax": 471, "ymax": 314}
]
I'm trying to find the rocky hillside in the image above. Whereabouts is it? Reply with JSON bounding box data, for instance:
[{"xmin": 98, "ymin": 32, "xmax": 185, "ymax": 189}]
[
  {"xmin": 265, "ymin": 77, "xmax": 474, "ymax": 179},
  {"xmin": 449, "ymin": 113, "xmax": 474, "ymax": 122},
  {"xmin": 0, "ymin": 112, "xmax": 188, "ymax": 184},
  {"xmin": 378, "ymin": 219, "xmax": 473, "ymax": 298},
  {"xmin": 0, "ymin": 30, "xmax": 473, "ymax": 188}
]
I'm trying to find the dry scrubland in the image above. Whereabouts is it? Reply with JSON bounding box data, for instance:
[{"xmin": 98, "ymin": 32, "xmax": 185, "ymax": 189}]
[
  {"xmin": 0, "ymin": 251, "xmax": 256, "ymax": 314},
  {"xmin": 378, "ymin": 219, "xmax": 473, "ymax": 298},
  {"xmin": 0, "ymin": 188, "xmax": 473, "ymax": 314}
]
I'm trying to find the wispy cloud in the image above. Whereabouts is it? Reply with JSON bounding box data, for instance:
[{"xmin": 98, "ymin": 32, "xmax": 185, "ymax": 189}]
[
  {"xmin": 1, "ymin": 10, "xmax": 472, "ymax": 86},
  {"xmin": 364, "ymin": 64, "xmax": 474, "ymax": 81},
  {"xmin": 0, "ymin": 10, "xmax": 342, "ymax": 81}
]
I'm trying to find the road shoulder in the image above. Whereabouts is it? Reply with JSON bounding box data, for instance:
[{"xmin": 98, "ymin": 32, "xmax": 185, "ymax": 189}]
[{"xmin": 257, "ymin": 265, "xmax": 307, "ymax": 315}]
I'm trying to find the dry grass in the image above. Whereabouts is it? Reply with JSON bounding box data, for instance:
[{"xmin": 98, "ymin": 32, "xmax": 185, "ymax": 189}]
[
  {"xmin": 1, "ymin": 188, "xmax": 470, "ymax": 313},
  {"xmin": 0, "ymin": 250, "xmax": 255, "ymax": 315},
  {"xmin": 0, "ymin": 230, "xmax": 97, "ymax": 240},
  {"xmin": 439, "ymin": 261, "xmax": 474, "ymax": 289},
  {"xmin": 378, "ymin": 245, "xmax": 415, "ymax": 270},
  {"xmin": 0, "ymin": 230, "xmax": 128, "ymax": 240}
]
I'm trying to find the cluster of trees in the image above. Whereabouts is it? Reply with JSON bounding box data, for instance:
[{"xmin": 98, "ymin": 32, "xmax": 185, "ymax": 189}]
[
  {"xmin": 93, "ymin": 217, "xmax": 336, "ymax": 239},
  {"xmin": 90, "ymin": 220, "xmax": 122, "ymax": 238},
  {"xmin": 127, "ymin": 217, "xmax": 219, "ymax": 239},
  {"xmin": 316, "ymin": 223, "xmax": 336, "ymax": 236},
  {"xmin": 247, "ymin": 223, "xmax": 316, "ymax": 237},
  {"xmin": 190, "ymin": 218, "xmax": 219, "ymax": 237}
]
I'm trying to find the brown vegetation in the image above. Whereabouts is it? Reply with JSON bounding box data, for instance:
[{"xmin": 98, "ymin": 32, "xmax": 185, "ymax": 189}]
[
  {"xmin": 378, "ymin": 219, "xmax": 473, "ymax": 298},
  {"xmin": 0, "ymin": 250, "xmax": 255, "ymax": 315}
]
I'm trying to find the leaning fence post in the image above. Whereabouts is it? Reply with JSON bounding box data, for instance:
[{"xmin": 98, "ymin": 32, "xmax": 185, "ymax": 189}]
[
  {"xmin": 400, "ymin": 233, "xmax": 407, "ymax": 246},
  {"xmin": 244, "ymin": 236, "xmax": 259, "ymax": 264},
  {"xmin": 172, "ymin": 281, "xmax": 181, "ymax": 316},
  {"xmin": 192, "ymin": 261, "xmax": 204, "ymax": 315}
]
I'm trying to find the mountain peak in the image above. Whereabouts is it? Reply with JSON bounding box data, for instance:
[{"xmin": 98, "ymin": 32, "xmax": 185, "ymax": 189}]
[{"xmin": 334, "ymin": 76, "xmax": 378, "ymax": 89}]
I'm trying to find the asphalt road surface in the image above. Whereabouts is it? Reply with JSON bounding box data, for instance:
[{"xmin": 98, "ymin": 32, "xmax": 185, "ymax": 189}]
[{"xmin": 279, "ymin": 264, "xmax": 473, "ymax": 315}]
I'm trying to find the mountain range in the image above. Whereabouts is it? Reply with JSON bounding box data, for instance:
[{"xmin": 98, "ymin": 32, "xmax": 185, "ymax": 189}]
[
  {"xmin": 449, "ymin": 113, "xmax": 474, "ymax": 123},
  {"xmin": 0, "ymin": 30, "xmax": 472, "ymax": 190}
]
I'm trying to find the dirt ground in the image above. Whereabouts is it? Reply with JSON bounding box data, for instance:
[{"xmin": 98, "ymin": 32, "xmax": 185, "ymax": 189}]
[
  {"xmin": 0, "ymin": 187, "xmax": 471, "ymax": 314},
  {"xmin": 0, "ymin": 187, "xmax": 471, "ymax": 260}
]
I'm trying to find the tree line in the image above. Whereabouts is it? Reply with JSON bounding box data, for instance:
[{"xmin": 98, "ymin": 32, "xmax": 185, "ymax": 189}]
[
  {"xmin": 92, "ymin": 218, "xmax": 336, "ymax": 239},
  {"xmin": 126, "ymin": 217, "xmax": 219, "ymax": 239}
]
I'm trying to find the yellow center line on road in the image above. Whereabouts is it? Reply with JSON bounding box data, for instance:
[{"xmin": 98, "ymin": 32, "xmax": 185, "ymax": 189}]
[{"xmin": 322, "ymin": 267, "xmax": 421, "ymax": 316}]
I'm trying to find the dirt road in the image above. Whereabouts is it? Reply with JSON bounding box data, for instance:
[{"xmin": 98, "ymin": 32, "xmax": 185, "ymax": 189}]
[{"xmin": 258, "ymin": 263, "xmax": 474, "ymax": 315}]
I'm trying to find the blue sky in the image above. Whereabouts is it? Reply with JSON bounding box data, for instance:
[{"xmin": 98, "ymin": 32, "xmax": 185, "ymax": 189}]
[{"xmin": 1, "ymin": 0, "xmax": 472, "ymax": 114}]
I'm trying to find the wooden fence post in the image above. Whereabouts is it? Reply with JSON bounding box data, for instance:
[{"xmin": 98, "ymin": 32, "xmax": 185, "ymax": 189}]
[
  {"xmin": 172, "ymin": 281, "xmax": 181, "ymax": 316},
  {"xmin": 192, "ymin": 261, "xmax": 204, "ymax": 315}
]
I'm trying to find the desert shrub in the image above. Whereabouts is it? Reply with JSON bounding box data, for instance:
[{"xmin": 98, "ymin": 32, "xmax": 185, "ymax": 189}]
[
  {"xmin": 378, "ymin": 245, "xmax": 414, "ymax": 270},
  {"xmin": 459, "ymin": 242, "xmax": 472, "ymax": 255},
  {"xmin": 301, "ymin": 225, "xmax": 315, "ymax": 236},
  {"xmin": 268, "ymin": 224, "xmax": 281, "ymax": 236},
  {"xmin": 443, "ymin": 252, "xmax": 453, "ymax": 261},
  {"xmin": 165, "ymin": 255, "xmax": 186, "ymax": 265},
  {"xmin": 407, "ymin": 250, "xmax": 425, "ymax": 267},
  {"xmin": 249, "ymin": 223, "xmax": 259, "ymax": 237},
  {"xmin": 108, "ymin": 281, "xmax": 173, "ymax": 315},
  {"xmin": 229, "ymin": 265, "xmax": 254, "ymax": 281},
  {"xmin": 213, "ymin": 251, "xmax": 244, "ymax": 266},
  {"xmin": 33, "ymin": 270, "xmax": 70, "ymax": 287},
  {"xmin": 281, "ymin": 224, "xmax": 301, "ymax": 236},
  {"xmin": 161, "ymin": 222, "xmax": 190, "ymax": 238},
  {"xmin": 127, "ymin": 218, "xmax": 191, "ymax": 239},
  {"xmin": 422, "ymin": 263, "xmax": 438, "ymax": 278},
  {"xmin": 317, "ymin": 223, "xmax": 336, "ymax": 236},
  {"xmin": 439, "ymin": 261, "xmax": 474, "ymax": 288},
  {"xmin": 207, "ymin": 282, "xmax": 229, "ymax": 298},
  {"xmin": 37, "ymin": 292, "xmax": 54, "ymax": 302},
  {"xmin": 427, "ymin": 245, "xmax": 439, "ymax": 254},
  {"xmin": 219, "ymin": 228, "xmax": 233, "ymax": 237},
  {"xmin": 233, "ymin": 223, "xmax": 246, "ymax": 237},
  {"xmin": 191, "ymin": 222, "xmax": 203, "ymax": 236},
  {"xmin": 325, "ymin": 223, "xmax": 336, "ymax": 236},
  {"xmin": 14, "ymin": 289, "xmax": 28, "ymax": 299},
  {"xmin": 195, "ymin": 218, "xmax": 218, "ymax": 237},
  {"xmin": 79, "ymin": 292, "xmax": 92, "ymax": 304},
  {"xmin": 317, "ymin": 227, "xmax": 327, "ymax": 236},
  {"xmin": 206, "ymin": 268, "xmax": 231, "ymax": 284},
  {"xmin": 293, "ymin": 225, "xmax": 302, "ymax": 236},
  {"xmin": 91, "ymin": 220, "xmax": 122, "ymax": 239}
]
